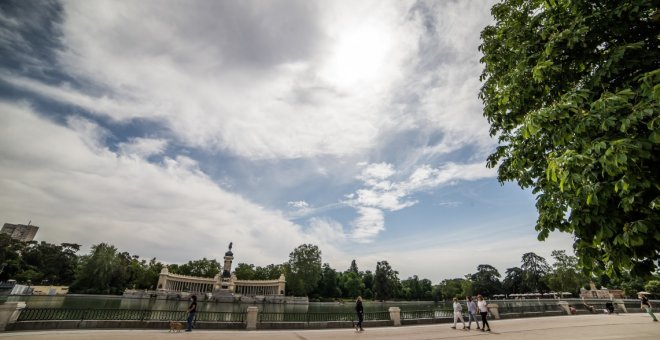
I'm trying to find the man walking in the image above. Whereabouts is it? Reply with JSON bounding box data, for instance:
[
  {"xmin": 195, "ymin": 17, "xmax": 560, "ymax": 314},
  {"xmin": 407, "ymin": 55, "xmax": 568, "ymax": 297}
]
[
  {"xmin": 451, "ymin": 297, "xmax": 466, "ymax": 330},
  {"xmin": 186, "ymin": 294, "xmax": 197, "ymax": 332},
  {"xmin": 466, "ymin": 296, "xmax": 480, "ymax": 330}
]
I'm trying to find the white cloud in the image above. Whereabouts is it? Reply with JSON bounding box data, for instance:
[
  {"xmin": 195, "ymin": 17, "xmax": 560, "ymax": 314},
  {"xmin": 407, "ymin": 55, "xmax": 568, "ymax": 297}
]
[
  {"xmin": 118, "ymin": 137, "xmax": 168, "ymax": 159},
  {"xmin": 0, "ymin": 101, "xmax": 341, "ymax": 265},
  {"xmin": 287, "ymin": 201, "xmax": 309, "ymax": 209},
  {"xmin": 350, "ymin": 207, "xmax": 384, "ymax": 243},
  {"xmin": 306, "ymin": 217, "xmax": 346, "ymax": 245},
  {"xmin": 345, "ymin": 161, "xmax": 496, "ymax": 243}
]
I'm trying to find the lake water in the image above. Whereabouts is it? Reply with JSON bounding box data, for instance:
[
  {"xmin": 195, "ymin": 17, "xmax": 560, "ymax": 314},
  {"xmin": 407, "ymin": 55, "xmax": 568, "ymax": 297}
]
[{"xmin": 5, "ymin": 295, "xmax": 449, "ymax": 313}]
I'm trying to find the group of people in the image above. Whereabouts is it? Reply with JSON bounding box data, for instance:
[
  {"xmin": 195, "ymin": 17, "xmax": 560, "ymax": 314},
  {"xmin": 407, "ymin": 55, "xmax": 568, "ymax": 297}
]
[
  {"xmin": 451, "ymin": 295, "xmax": 492, "ymax": 332},
  {"xmin": 184, "ymin": 292, "xmax": 656, "ymax": 333}
]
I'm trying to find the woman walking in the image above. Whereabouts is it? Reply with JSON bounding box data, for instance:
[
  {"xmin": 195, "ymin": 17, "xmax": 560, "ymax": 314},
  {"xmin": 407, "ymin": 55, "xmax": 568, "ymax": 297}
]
[
  {"xmin": 355, "ymin": 296, "xmax": 364, "ymax": 331},
  {"xmin": 477, "ymin": 295, "xmax": 491, "ymax": 332},
  {"xmin": 639, "ymin": 293, "xmax": 658, "ymax": 322}
]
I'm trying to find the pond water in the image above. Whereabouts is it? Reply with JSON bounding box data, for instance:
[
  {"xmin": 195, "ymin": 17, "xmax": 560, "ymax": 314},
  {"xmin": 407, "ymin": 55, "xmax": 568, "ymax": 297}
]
[{"xmin": 5, "ymin": 295, "xmax": 451, "ymax": 313}]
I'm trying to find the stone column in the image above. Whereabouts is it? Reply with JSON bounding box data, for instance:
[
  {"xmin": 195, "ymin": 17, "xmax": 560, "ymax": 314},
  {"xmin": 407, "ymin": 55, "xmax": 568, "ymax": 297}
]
[
  {"xmin": 246, "ymin": 306, "xmax": 258, "ymax": 330},
  {"xmin": 0, "ymin": 302, "xmax": 26, "ymax": 331},
  {"xmin": 389, "ymin": 307, "xmax": 401, "ymax": 326},
  {"xmin": 614, "ymin": 299, "xmax": 627, "ymax": 313},
  {"xmin": 487, "ymin": 303, "xmax": 500, "ymax": 319},
  {"xmin": 558, "ymin": 301, "xmax": 571, "ymax": 315}
]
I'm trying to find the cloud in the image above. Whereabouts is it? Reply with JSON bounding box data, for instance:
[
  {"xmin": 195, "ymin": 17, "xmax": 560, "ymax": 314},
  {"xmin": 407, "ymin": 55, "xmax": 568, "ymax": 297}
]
[
  {"xmin": 350, "ymin": 207, "xmax": 384, "ymax": 243},
  {"xmin": 0, "ymin": 101, "xmax": 342, "ymax": 265},
  {"xmin": 118, "ymin": 137, "xmax": 168, "ymax": 159},
  {"xmin": 345, "ymin": 161, "xmax": 496, "ymax": 242},
  {"xmin": 287, "ymin": 201, "xmax": 309, "ymax": 209}
]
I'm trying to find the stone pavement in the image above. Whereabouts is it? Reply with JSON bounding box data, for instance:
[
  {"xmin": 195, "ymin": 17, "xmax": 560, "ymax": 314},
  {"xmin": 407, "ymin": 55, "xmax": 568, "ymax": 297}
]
[{"xmin": 1, "ymin": 314, "xmax": 658, "ymax": 339}]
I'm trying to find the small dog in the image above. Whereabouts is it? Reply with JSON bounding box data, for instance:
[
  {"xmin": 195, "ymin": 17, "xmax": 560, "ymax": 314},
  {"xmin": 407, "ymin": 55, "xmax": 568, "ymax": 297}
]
[{"xmin": 169, "ymin": 320, "xmax": 184, "ymax": 332}]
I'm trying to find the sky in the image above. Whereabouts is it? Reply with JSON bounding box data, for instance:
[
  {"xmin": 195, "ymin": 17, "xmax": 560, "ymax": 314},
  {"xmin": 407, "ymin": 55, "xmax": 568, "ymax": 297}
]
[{"xmin": 0, "ymin": 0, "xmax": 575, "ymax": 283}]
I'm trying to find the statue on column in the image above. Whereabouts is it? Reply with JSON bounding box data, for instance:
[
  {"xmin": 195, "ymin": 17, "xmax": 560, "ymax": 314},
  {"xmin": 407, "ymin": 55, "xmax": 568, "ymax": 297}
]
[{"xmin": 228, "ymin": 242, "xmax": 232, "ymax": 251}]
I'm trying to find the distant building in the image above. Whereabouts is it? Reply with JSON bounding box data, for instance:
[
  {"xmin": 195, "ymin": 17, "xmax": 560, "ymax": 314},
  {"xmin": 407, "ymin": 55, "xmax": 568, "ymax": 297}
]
[{"xmin": 1, "ymin": 223, "xmax": 39, "ymax": 242}]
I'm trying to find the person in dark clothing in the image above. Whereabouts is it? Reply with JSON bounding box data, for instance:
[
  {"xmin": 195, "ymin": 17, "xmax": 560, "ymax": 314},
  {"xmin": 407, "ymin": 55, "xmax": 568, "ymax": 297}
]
[
  {"xmin": 605, "ymin": 301, "xmax": 616, "ymax": 314},
  {"xmin": 186, "ymin": 295, "xmax": 197, "ymax": 332},
  {"xmin": 354, "ymin": 296, "xmax": 364, "ymax": 331}
]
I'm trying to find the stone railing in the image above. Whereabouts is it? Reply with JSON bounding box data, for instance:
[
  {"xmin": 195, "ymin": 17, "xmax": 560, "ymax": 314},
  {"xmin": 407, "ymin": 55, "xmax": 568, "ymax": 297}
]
[{"xmin": 1, "ymin": 299, "xmax": 653, "ymax": 332}]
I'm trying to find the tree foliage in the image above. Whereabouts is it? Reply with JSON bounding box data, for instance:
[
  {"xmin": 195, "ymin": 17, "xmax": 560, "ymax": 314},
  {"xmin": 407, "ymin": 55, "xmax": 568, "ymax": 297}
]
[
  {"xmin": 546, "ymin": 250, "xmax": 586, "ymax": 295},
  {"xmin": 170, "ymin": 258, "xmax": 221, "ymax": 278},
  {"xmin": 480, "ymin": 0, "xmax": 660, "ymax": 277},
  {"xmin": 286, "ymin": 244, "xmax": 322, "ymax": 297},
  {"xmin": 503, "ymin": 267, "xmax": 527, "ymax": 294},
  {"xmin": 373, "ymin": 261, "xmax": 400, "ymax": 300},
  {"xmin": 470, "ymin": 264, "xmax": 503, "ymax": 297},
  {"xmin": 521, "ymin": 252, "xmax": 551, "ymax": 293}
]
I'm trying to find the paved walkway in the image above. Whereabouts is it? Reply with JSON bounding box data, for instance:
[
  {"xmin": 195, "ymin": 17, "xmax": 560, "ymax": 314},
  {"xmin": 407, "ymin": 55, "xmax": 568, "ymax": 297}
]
[{"xmin": 1, "ymin": 314, "xmax": 659, "ymax": 339}]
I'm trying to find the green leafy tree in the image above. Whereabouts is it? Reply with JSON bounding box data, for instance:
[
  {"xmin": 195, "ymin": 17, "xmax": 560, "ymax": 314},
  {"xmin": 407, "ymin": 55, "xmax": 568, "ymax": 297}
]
[
  {"xmin": 0, "ymin": 234, "xmax": 26, "ymax": 281},
  {"xmin": 348, "ymin": 259, "xmax": 359, "ymax": 274},
  {"xmin": 363, "ymin": 270, "xmax": 374, "ymax": 292},
  {"xmin": 521, "ymin": 252, "xmax": 551, "ymax": 293},
  {"xmin": 401, "ymin": 275, "xmax": 422, "ymax": 300},
  {"xmin": 341, "ymin": 271, "xmax": 364, "ymax": 298},
  {"xmin": 460, "ymin": 278, "xmax": 474, "ymax": 298},
  {"xmin": 173, "ymin": 258, "xmax": 221, "ymax": 278},
  {"xmin": 286, "ymin": 244, "xmax": 322, "ymax": 296},
  {"xmin": 254, "ymin": 264, "xmax": 283, "ymax": 280},
  {"xmin": 373, "ymin": 261, "xmax": 400, "ymax": 300},
  {"xmin": 70, "ymin": 243, "xmax": 123, "ymax": 294},
  {"xmin": 503, "ymin": 267, "xmax": 527, "ymax": 294},
  {"xmin": 420, "ymin": 278, "xmax": 434, "ymax": 300},
  {"xmin": 439, "ymin": 278, "xmax": 465, "ymax": 300},
  {"xmin": 644, "ymin": 280, "xmax": 660, "ymax": 297},
  {"xmin": 480, "ymin": 0, "xmax": 660, "ymax": 277},
  {"xmin": 234, "ymin": 263, "xmax": 256, "ymax": 280},
  {"xmin": 319, "ymin": 263, "xmax": 341, "ymax": 298},
  {"xmin": 546, "ymin": 250, "xmax": 586, "ymax": 296},
  {"xmin": 470, "ymin": 264, "xmax": 503, "ymax": 297}
]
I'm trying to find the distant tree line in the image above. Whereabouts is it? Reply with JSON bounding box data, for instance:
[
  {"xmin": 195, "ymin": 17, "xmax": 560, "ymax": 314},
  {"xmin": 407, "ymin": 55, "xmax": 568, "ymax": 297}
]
[{"xmin": 1, "ymin": 234, "xmax": 658, "ymax": 298}]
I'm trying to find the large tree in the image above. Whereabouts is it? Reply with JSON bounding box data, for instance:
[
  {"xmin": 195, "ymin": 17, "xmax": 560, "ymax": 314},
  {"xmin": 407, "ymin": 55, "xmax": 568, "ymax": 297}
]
[
  {"xmin": 480, "ymin": 0, "xmax": 660, "ymax": 277},
  {"xmin": 546, "ymin": 250, "xmax": 586, "ymax": 296},
  {"xmin": 503, "ymin": 267, "xmax": 527, "ymax": 294},
  {"xmin": 521, "ymin": 252, "xmax": 551, "ymax": 293},
  {"xmin": 286, "ymin": 244, "xmax": 322, "ymax": 297},
  {"xmin": 373, "ymin": 261, "xmax": 400, "ymax": 300},
  {"xmin": 470, "ymin": 264, "xmax": 503, "ymax": 297}
]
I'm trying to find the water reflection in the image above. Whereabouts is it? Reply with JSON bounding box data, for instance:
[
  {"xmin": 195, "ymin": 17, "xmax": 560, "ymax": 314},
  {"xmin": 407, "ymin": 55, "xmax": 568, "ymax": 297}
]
[{"xmin": 5, "ymin": 295, "xmax": 450, "ymax": 313}]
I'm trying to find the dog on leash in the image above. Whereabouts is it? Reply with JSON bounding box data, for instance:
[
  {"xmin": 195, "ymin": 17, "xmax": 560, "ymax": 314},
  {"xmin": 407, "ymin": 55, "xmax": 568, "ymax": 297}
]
[{"xmin": 169, "ymin": 320, "xmax": 184, "ymax": 332}]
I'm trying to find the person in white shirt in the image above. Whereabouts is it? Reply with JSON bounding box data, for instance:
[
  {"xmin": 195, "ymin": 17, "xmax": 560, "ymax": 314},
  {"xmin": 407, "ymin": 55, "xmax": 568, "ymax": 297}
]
[
  {"xmin": 466, "ymin": 296, "xmax": 480, "ymax": 330},
  {"xmin": 477, "ymin": 294, "xmax": 491, "ymax": 332},
  {"xmin": 451, "ymin": 297, "xmax": 466, "ymax": 330}
]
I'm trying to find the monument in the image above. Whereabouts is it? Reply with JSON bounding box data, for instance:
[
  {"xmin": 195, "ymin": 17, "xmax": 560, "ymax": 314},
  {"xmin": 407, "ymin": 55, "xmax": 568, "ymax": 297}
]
[{"xmin": 154, "ymin": 243, "xmax": 293, "ymax": 303}]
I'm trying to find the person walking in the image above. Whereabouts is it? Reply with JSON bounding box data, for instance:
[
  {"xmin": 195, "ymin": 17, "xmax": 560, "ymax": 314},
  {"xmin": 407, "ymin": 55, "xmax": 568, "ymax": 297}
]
[
  {"xmin": 466, "ymin": 296, "xmax": 480, "ymax": 330},
  {"xmin": 477, "ymin": 295, "xmax": 491, "ymax": 332},
  {"xmin": 639, "ymin": 293, "xmax": 658, "ymax": 322},
  {"xmin": 354, "ymin": 296, "xmax": 365, "ymax": 331},
  {"xmin": 185, "ymin": 294, "xmax": 197, "ymax": 332},
  {"xmin": 451, "ymin": 297, "xmax": 466, "ymax": 329}
]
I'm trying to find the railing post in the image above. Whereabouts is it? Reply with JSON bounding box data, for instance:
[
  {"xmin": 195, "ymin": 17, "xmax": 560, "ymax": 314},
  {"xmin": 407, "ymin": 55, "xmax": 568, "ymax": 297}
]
[
  {"xmin": 487, "ymin": 303, "xmax": 500, "ymax": 319},
  {"xmin": 246, "ymin": 306, "xmax": 258, "ymax": 330},
  {"xmin": 614, "ymin": 299, "xmax": 627, "ymax": 313},
  {"xmin": 388, "ymin": 307, "xmax": 401, "ymax": 326},
  {"xmin": 0, "ymin": 302, "xmax": 25, "ymax": 331}
]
